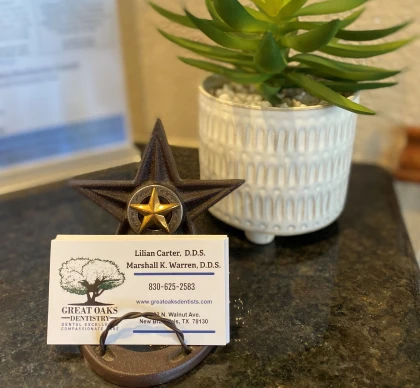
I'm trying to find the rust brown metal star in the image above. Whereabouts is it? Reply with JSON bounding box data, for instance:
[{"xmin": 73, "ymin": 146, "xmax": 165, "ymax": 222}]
[{"xmin": 71, "ymin": 119, "xmax": 244, "ymax": 235}]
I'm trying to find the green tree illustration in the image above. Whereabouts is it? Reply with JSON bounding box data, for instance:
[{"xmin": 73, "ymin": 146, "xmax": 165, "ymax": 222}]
[{"xmin": 59, "ymin": 258, "xmax": 125, "ymax": 305}]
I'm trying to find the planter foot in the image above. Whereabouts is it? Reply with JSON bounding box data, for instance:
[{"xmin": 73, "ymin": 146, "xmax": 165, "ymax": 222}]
[{"xmin": 245, "ymin": 231, "xmax": 275, "ymax": 245}]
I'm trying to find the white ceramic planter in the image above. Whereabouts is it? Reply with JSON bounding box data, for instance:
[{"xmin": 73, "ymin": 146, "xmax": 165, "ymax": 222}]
[{"xmin": 198, "ymin": 76, "xmax": 360, "ymax": 244}]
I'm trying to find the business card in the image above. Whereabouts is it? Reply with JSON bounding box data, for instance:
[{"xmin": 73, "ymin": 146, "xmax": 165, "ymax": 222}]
[{"xmin": 47, "ymin": 235, "xmax": 229, "ymax": 346}]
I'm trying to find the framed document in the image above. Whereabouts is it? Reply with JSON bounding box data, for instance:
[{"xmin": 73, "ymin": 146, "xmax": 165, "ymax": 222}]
[{"xmin": 0, "ymin": 0, "xmax": 139, "ymax": 195}]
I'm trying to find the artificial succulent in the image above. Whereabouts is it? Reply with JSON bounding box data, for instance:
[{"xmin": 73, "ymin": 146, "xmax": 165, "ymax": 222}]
[{"xmin": 151, "ymin": 0, "xmax": 414, "ymax": 114}]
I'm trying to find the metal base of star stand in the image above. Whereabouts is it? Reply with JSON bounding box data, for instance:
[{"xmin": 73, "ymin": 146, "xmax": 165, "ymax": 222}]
[{"xmin": 80, "ymin": 344, "xmax": 214, "ymax": 387}]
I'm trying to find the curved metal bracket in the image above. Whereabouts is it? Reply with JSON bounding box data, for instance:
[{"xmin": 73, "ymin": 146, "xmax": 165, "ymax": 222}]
[{"xmin": 80, "ymin": 312, "xmax": 214, "ymax": 387}]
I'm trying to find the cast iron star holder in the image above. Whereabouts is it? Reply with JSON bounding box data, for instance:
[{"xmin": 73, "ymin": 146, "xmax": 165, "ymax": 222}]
[{"xmin": 71, "ymin": 119, "xmax": 244, "ymax": 387}]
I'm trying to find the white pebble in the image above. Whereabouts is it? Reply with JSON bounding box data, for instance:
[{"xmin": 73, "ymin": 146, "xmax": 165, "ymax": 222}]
[
  {"xmin": 245, "ymin": 95, "xmax": 255, "ymax": 103},
  {"xmin": 219, "ymin": 93, "xmax": 232, "ymax": 102},
  {"xmin": 251, "ymin": 94, "xmax": 263, "ymax": 102},
  {"xmin": 213, "ymin": 83, "xmax": 323, "ymax": 108},
  {"xmin": 259, "ymin": 101, "xmax": 273, "ymax": 108},
  {"xmin": 302, "ymin": 96, "xmax": 318, "ymax": 105},
  {"xmin": 222, "ymin": 84, "xmax": 233, "ymax": 93}
]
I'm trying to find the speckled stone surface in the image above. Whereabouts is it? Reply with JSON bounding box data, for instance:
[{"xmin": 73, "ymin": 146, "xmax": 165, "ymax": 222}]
[{"xmin": 1, "ymin": 147, "xmax": 420, "ymax": 388}]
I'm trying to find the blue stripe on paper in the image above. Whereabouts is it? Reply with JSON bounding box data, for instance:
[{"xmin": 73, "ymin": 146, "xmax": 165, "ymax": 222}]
[
  {"xmin": 0, "ymin": 114, "xmax": 127, "ymax": 168},
  {"xmin": 133, "ymin": 330, "xmax": 216, "ymax": 334},
  {"xmin": 134, "ymin": 272, "xmax": 215, "ymax": 276}
]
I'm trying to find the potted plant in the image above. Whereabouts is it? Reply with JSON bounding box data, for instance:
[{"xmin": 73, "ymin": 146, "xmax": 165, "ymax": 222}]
[{"xmin": 151, "ymin": 0, "xmax": 413, "ymax": 244}]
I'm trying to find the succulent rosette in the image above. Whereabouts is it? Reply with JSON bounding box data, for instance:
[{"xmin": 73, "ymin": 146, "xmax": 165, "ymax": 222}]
[{"xmin": 151, "ymin": 0, "xmax": 414, "ymax": 114}]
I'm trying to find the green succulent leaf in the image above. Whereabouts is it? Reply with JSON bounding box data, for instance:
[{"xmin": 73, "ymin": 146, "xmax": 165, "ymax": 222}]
[
  {"xmin": 205, "ymin": 55, "xmax": 256, "ymax": 68},
  {"xmin": 273, "ymin": 0, "xmax": 290, "ymax": 15},
  {"xmin": 258, "ymin": 82, "xmax": 282, "ymax": 105},
  {"xmin": 255, "ymin": 32, "xmax": 288, "ymax": 74},
  {"xmin": 296, "ymin": 0, "xmax": 368, "ymax": 17},
  {"xmin": 252, "ymin": 0, "xmax": 286, "ymax": 17},
  {"xmin": 285, "ymin": 72, "xmax": 375, "ymax": 115},
  {"xmin": 158, "ymin": 30, "xmax": 255, "ymax": 68},
  {"xmin": 275, "ymin": 20, "xmax": 314, "ymax": 34},
  {"xmin": 205, "ymin": 0, "xmax": 235, "ymax": 31},
  {"xmin": 244, "ymin": 6, "xmax": 275, "ymax": 22},
  {"xmin": 212, "ymin": 0, "xmax": 272, "ymax": 33},
  {"xmin": 260, "ymin": 82, "xmax": 282, "ymax": 95},
  {"xmin": 150, "ymin": 1, "xmax": 233, "ymax": 32},
  {"xmin": 322, "ymin": 80, "xmax": 398, "ymax": 92},
  {"xmin": 336, "ymin": 20, "xmax": 412, "ymax": 41},
  {"xmin": 251, "ymin": 0, "xmax": 270, "ymax": 15},
  {"xmin": 282, "ymin": 8, "xmax": 367, "ymax": 34},
  {"xmin": 321, "ymin": 38, "xmax": 415, "ymax": 58},
  {"xmin": 186, "ymin": 10, "xmax": 260, "ymax": 51},
  {"xmin": 149, "ymin": 2, "xmax": 196, "ymax": 28},
  {"xmin": 269, "ymin": 0, "xmax": 289, "ymax": 16},
  {"xmin": 179, "ymin": 57, "xmax": 270, "ymax": 84},
  {"xmin": 292, "ymin": 54, "xmax": 400, "ymax": 81},
  {"xmin": 205, "ymin": 0, "xmax": 223, "ymax": 22},
  {"xmin": 276, "ymin": 0, "xmax": 308, "ymax": 20},
  {"xmin": 158, "ymin": 30, "xmax": 251, "ymax": 59},
  {"xmin": 281, "ymin": 20, "xmax": 341, "ymax": 52}
]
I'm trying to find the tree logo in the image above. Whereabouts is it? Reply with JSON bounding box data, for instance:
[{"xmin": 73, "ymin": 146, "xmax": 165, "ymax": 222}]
[{"xmin": 59, "ymin": 258, "xmax": 125, "ymax": 306}]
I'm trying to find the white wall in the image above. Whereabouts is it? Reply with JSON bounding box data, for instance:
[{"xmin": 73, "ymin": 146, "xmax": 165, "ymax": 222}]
[{"xmin": 123, "ymin": 0, "xmax": 420, "ymax": 169}]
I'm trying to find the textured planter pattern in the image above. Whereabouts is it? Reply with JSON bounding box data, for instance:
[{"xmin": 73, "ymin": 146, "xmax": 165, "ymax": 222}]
[{"xmin": 199, "ymin": 79, "xmax": 359, "ymax": 237}]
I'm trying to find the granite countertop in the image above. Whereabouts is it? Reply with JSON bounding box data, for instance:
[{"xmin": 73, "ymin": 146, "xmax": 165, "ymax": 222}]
[{"xmin": 1, "ymin": 147, "xmax": 420, "ymax": 387}]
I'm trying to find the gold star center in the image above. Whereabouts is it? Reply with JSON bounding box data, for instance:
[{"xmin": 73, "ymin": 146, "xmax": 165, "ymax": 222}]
[{"xmin": 129, "ymin": 187, "xmax": 180, "ymax": 233}]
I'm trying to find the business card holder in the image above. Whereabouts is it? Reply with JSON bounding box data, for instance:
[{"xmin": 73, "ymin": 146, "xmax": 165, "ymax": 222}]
[
  {"xmin": 80, "ymin": 312, "xmax": 213, "ymax": 387},
  {"xmin": 71, "ymin": 119, "xmax": 243, "ymax": 387}
]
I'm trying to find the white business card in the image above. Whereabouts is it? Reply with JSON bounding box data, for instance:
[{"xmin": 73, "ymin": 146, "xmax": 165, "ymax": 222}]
[{"xmin": 47, "ymin": 235, "xmax": 229, "ymax": 346}]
